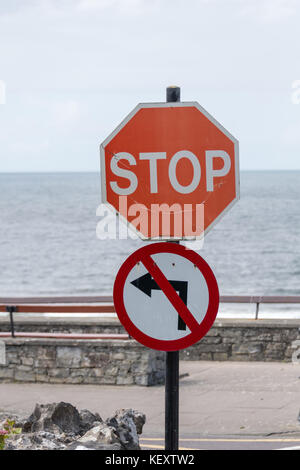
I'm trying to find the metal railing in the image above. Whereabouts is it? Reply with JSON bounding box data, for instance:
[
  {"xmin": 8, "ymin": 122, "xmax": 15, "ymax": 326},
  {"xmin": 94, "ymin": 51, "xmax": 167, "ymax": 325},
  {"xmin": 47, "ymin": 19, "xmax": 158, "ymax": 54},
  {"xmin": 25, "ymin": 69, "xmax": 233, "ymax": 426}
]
[
  {"xmin": 0, "ymin": 295, "xmax": 300, "ymax": 339},
  {"xmin": 0, "ymin": 296, "xmax": 124, "ymax": 340},
  {"xmin": 219, "ymin": 295, "xmax": 300, "ymax": 320}
]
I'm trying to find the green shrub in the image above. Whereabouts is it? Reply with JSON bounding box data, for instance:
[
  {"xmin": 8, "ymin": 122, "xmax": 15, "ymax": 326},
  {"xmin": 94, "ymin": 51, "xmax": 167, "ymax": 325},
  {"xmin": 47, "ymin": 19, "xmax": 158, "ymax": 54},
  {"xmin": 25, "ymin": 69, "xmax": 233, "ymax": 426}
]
[{"xmin": 0, "ymin": 420, "xmax": 22, "ymax": 450}]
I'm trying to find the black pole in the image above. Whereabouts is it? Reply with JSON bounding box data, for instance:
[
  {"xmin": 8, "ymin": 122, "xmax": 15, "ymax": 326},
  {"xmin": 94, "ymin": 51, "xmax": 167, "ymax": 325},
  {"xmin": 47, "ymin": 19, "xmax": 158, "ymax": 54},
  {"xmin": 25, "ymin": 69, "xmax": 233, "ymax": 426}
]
[
  {"xmin": 165, "ymin": 85, "xmax": 180, "ymax": 451},
  {"xmin": 165, "ymin": 348, "xmax": 179, "ymax": 450},
  {"xmin": 166, "ymin": 85, "xmax": 180, "ymax": 104},
  {"xmin": 6, "ymin": 306, "xmax": 16, "ymax": 338}
]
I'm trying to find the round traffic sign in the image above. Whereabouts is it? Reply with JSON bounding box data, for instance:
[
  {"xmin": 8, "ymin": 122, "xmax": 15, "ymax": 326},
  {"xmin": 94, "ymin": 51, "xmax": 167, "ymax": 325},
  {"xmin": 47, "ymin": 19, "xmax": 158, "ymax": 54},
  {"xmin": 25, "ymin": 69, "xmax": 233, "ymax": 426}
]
[{"xmin": 113, "ymin": 242, "xmax": 219, "ymax": 351}]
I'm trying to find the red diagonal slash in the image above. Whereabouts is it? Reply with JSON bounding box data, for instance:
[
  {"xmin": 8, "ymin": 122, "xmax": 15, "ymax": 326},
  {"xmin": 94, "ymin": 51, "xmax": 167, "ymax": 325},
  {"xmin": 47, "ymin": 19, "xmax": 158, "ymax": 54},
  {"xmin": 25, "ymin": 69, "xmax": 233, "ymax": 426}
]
[{"xmin": 141, "ymin": 254, "xmax": 200, "ymax": 333}]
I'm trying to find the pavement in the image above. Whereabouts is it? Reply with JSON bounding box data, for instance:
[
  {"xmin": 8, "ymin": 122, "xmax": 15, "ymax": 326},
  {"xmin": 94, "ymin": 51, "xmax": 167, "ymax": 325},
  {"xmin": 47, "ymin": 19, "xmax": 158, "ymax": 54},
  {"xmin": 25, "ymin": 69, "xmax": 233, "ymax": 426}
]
[{"xmin": 1, "ymin": 361, "xmax": 300, "ymax": 450}]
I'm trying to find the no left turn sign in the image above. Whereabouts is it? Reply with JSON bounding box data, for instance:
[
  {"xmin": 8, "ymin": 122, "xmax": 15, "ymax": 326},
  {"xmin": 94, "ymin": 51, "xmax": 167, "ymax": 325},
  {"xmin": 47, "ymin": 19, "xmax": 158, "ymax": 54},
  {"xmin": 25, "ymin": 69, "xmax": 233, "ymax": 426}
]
[{"xmin": 113, "ymin": 243, "xmax": 219, "ymax": 351}]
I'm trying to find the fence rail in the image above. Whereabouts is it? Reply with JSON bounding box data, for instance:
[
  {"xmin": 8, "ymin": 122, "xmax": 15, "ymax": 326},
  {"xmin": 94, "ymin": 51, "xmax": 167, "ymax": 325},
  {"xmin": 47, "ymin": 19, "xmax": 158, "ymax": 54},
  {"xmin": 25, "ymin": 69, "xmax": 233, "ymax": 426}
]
[
  {"xmin": 0, "ymin": 295, "xmax": 300, "ymax": 339},
  {"xmin": 2, "ymin": 295, "xmax": 300, "ymax": 304}
]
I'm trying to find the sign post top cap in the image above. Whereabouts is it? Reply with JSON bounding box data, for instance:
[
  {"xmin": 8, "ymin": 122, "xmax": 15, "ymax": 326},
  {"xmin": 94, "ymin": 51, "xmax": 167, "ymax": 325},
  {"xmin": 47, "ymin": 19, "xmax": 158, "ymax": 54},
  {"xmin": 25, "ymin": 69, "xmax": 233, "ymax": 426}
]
[{"xmin": 166, "ymin": 86, "xmax": 180, "ymax": 102}]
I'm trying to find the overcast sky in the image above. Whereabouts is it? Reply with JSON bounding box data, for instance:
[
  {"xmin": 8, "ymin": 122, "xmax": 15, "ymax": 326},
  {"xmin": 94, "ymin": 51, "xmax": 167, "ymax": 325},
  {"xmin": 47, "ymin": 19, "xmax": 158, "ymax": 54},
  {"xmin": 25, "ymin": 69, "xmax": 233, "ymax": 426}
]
[{"xmin": 0, "ymin": 0, "xmax": 300, "ymax": 172}]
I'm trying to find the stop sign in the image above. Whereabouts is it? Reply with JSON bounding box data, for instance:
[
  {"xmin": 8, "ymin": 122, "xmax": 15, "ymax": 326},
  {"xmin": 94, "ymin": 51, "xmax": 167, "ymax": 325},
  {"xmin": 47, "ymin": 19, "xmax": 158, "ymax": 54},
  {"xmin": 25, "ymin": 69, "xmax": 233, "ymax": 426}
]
[{"xmin": 100, "ymin": 102, "xmax": 239, "ymax": 240}]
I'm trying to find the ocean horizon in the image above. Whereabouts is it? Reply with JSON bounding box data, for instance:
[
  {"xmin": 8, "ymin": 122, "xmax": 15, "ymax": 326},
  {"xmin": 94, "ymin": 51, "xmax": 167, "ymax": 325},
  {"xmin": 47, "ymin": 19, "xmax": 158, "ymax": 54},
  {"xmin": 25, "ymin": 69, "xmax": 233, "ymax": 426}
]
[{"xmin": 1, "ymin": 170, "xmax": 300, "ymax": 318}]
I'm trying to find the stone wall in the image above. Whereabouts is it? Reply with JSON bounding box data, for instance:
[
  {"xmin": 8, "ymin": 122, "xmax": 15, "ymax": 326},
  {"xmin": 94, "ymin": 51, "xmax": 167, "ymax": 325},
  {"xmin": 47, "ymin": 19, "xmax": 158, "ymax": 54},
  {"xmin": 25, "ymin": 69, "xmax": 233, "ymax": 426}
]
[
  {"xmin": 0, "ymin": 318, "xmax": 300, "ymax": 367},
  {"xmin": 0, "ymin": 338, "xmax": 165, "ymax": 386},
  {"xmin": 180, "ymin": 320, "xmax": 300, "ymax": 362}
]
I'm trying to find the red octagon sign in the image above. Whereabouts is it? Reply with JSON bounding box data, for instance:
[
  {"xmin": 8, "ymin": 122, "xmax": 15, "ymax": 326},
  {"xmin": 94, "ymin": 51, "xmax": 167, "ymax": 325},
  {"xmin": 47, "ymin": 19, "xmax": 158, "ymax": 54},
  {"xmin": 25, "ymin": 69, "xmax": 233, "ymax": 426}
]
[{"xmin": 100, "ymin": 102, "xmax": 239, "ymax": 240}]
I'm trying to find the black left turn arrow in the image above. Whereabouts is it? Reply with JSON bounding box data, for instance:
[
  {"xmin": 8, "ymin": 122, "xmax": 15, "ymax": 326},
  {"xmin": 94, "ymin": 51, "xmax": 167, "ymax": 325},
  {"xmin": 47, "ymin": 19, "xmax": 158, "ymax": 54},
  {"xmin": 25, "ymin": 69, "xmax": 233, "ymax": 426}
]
[{"xmin": 131, "ymin": 273, "xmax": 188, "ymax": 331}]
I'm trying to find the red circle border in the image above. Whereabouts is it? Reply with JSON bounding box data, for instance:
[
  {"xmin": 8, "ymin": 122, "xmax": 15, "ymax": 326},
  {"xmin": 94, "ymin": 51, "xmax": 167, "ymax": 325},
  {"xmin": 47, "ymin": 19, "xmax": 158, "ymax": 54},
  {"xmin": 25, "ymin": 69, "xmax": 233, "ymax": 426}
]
[{"xmin": 113, "ymin": 243, "xmax": 219, "ymax": 352}]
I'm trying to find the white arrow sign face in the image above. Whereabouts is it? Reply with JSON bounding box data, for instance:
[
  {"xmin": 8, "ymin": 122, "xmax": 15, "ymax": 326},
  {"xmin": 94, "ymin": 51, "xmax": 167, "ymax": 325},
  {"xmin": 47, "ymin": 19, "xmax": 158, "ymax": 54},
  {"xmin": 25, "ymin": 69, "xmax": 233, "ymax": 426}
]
[{"xmin": 123, "ymin": 252, "xmax": 209, "ymax": 341}]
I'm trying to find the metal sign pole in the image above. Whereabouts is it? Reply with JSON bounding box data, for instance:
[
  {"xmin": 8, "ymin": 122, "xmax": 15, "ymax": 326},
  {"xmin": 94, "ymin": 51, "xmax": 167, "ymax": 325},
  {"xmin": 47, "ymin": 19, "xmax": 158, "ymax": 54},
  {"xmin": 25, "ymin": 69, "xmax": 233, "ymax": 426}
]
[
  {"xmin": 165, "ymin": 85, "xmax": 180, "ymax": 451},
  {"xmin": 165, "ymin": 348, "xmax": 179, "ymax": 450}
]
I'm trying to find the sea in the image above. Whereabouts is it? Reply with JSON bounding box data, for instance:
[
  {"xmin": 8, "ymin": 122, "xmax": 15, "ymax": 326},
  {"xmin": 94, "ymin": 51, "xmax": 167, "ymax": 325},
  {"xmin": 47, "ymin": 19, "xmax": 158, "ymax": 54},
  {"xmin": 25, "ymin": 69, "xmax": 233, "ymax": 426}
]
[{"xmin": 1, "ymin": 170, "xmax": 300, "ymax": 319}]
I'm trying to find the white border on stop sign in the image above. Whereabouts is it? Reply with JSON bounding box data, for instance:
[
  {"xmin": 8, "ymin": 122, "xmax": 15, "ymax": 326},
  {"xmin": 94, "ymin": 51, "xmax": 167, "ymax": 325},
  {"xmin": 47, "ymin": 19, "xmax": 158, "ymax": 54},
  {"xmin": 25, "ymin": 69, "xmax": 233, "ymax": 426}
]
[{"xmin": 100, "ymin": 101, "xmax": 240, "ymax": 241}]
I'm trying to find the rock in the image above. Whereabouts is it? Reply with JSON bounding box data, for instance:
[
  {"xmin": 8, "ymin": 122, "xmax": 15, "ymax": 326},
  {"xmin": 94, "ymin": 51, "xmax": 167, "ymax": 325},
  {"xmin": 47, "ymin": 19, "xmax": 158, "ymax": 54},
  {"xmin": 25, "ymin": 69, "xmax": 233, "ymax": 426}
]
[
  {"xmin": 79, "ymin": 409, "xmax": 102, "ymax": 433},
  {"xmin": 106, "ymin": 408, "xmax": 146, "ymax": 450},
  {"xmin": 67, "ymin": 422, "xmax": 123, "ymax": 450},
  {"xmin": 6, "ymin": 432, "xmax": 67, "ymax": 450},
  {"xmin": 22, "ymin": 402, "xmax": 81, "ymax": 435},
  {"xmin": 67, "ymin": 441, "xmax": 122, "ymax": 450},
  {"xmin": 131, "ymin": 410, "xmax": 146, "ymax": 435},
  {"xmin": 74, "ymin": 423, "xmax": 120, "ymax": 447},
  {"xmin": 3, "ymin": 403, "xmax": 145, "ymax": 450}
]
